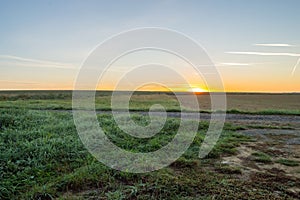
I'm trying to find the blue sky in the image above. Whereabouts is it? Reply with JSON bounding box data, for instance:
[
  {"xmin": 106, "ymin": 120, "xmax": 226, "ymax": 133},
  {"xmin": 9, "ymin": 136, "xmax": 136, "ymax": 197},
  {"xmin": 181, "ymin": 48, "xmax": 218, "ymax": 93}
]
[{"xmin": 0, "ymin": 0, "xmax": 299, "ymax": 91}]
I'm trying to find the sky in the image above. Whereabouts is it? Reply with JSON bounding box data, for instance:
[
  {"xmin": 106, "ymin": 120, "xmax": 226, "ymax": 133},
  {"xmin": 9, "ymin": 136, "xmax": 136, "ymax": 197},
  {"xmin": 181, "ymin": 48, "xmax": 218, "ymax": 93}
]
[{"xmin": 0, "ymin": 0, "xmax": 300, "ymax": 92}]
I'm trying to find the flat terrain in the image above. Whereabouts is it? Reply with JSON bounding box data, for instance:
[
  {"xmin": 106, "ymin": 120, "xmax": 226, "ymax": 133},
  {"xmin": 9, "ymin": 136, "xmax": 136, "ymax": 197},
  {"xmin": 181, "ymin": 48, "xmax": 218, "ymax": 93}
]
[
  {"xmin": 0, "ymin": 91, "xmax": 299, "ymax": 199},
  {"xmin": 109, "ymin": 111, "xmax": 300, "ymax": 129},
  {"xmin": 0, "ymin": 91, "xmax": 299, "ymax": 114}
]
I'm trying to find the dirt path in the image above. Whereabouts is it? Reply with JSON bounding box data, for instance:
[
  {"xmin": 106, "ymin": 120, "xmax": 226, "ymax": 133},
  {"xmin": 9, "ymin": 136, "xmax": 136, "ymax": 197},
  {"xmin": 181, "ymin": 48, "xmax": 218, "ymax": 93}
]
[
  {"xmin": 49, "ymin": 109, "xmax": 300, "ymax": 123},
  {"xmin": 48, "ymin": 109, "xmax": 300, "ymax": 128},
  {"xmin": 94, "ymin": 111, "xmax": 300, "ymax": 128}
]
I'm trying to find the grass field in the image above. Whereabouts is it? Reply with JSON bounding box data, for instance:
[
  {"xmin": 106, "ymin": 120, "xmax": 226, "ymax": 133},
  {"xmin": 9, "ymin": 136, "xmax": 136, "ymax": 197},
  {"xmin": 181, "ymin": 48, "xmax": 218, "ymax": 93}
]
[
  {"xmin": 0, "ymin": 91, "xmax": 299, "ymax": 115},
  {"xmin": 0, "ymin": 91, "xmax": 299, "ymax": 199}
]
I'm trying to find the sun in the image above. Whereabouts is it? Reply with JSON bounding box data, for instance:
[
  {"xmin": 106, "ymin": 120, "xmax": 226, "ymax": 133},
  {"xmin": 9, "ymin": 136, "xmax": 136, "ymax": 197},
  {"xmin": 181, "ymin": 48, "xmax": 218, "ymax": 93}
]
[{"xmin": 189, "ymin": 87, "xmax": 207, "ymax": 94}]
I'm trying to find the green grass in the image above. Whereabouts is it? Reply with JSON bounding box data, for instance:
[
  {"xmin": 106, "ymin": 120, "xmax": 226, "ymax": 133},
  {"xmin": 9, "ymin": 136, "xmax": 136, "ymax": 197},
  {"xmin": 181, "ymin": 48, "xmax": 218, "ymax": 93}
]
[
  {"xmin": 2, "ymin": 99, "xmax": 299, "ymax": 115},
  {"xmin": 1, "ymin": 91, "xmax": 300, "ymax": 115},
  {"xmin": 0, "ymin": 108, "xmax": 260, "ymax": 199},
  {"xmin": 275, "ymin": 159, "xmax": 299, "ymax": 167},
  {"xmin": 1, "ymin": 91, "xmax": 299, "ymax": 199},
  {"xmin": 0, "ymin": 95, "xmax": 181, "ymax": 112},
  {"xmin": 226, "ymin": 109, "xmax": 300, "ymax": 116},
  {"xmin": 1, "ymin": 98, "xmax": 299, "ymax": 199},
  {"xmin": 215, "ymin": 165, "xmax": 242, "ymax": 174},
  {"xmin": 252, "ymin": 152, "xmax": 272, "ymax": 163}
]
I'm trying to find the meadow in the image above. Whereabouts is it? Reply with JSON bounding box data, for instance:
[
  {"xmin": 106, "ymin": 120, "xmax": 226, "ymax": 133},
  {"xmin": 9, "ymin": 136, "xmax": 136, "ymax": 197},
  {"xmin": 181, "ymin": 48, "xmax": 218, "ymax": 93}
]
[{"xmin": 0, "ymin": 91, "xmax": 299, "ymax": 199}]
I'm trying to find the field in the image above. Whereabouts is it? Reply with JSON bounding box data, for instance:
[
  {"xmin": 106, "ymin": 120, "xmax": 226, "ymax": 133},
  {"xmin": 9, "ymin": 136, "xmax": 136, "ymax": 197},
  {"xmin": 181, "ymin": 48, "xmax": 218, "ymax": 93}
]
[
  {"xmin": 0, "ymin": 91, "xmax": 300, "ymax": 115},
  {"xmin": 0, "ymin": 91, "xmax": 299, "ymax": 199}
]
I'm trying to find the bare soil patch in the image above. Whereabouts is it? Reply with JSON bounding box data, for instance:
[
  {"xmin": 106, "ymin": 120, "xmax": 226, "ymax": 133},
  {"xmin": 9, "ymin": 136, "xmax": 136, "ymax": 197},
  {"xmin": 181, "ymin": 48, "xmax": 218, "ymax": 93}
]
[{"xmin": 221, "ymin": 129, "xmax": 300, "ymax": 197}]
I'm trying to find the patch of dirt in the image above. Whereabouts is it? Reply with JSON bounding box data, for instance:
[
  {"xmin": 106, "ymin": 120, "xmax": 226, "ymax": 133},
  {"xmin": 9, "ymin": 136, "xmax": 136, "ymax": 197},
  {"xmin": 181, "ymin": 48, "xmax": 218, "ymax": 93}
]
[
  {"xmin": 222, "ymin": 130, "xmax": 300, "ymax": 176},
  {"xmin": 220, "ymin": 129, "xmax": 300, "ymax": 197}
]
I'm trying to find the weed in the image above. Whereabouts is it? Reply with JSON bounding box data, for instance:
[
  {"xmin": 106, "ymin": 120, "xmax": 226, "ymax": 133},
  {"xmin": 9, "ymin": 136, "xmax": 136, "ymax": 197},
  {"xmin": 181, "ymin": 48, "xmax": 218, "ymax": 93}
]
[
  {"xmin": 215, "ymin": 164, "xmax": 242, "ymax": 174},
  {"xmin": 276, "ymin": 159, "xmax": 299, "ymax": 167},
  {"xmin": 252, "ymin": 152, "xmax": 272, "ymax": 163}
]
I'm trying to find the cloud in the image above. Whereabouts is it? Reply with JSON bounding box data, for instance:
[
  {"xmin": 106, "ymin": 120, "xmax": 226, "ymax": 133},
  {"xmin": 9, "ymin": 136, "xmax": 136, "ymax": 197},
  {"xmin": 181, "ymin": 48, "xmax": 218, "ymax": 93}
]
[
  {"xmin": 0, "ymin": 80, "xmax": 38, "ymax": 85},
  {"xmin": 254, "ymin": 43, "xmax": 294, "ymax": 47},
  {"xmin": 226, "ymin": 51, "xmax": 300, "ymax": 75},
  {"xmin": 217, "ymin": 62, "xmax": 251, "ymax": 66},
  {"xmin": 292, "ymin": 57, "xmax": 300, "ymax": 76},
  {"xmin": 226, "ymin": 51, "xmax": 300, "ymax": 57},
  {"xmin": 0, "ymin": 55, "xmax": 77, "ymax": 69}
]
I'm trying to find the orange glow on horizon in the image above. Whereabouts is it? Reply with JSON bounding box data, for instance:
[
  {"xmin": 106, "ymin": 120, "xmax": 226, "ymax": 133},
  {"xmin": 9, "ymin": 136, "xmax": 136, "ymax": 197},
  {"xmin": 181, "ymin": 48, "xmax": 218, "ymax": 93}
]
[{"xmin": 0, "ymin": 77, "xmax": 299, "ymax": 92}]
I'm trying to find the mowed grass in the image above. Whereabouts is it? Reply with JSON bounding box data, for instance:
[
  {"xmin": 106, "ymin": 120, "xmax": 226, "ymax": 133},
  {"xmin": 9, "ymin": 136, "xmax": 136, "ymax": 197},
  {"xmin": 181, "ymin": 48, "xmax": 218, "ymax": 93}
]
[
  {"xmin": 0, "ymin": 91, "xmax": 300, "ymax": 115},
  {"xmin": 0, "ymin": 108, "xmax": 270, "ymax": 199}
]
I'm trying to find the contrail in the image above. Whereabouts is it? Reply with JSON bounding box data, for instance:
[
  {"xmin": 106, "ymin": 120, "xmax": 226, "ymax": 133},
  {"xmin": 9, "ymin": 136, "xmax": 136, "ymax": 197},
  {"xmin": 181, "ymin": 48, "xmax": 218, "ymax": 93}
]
[
  {"xmin": 292, "ymin": 57, "xmax": 300, "ymax": 76},
  {"xmin": 0, "ymin": 54, "xmax": 76, "ymax": 69},
  {"xmin": 254, "ymin": 43, "xmax": 294, "ymax": 47}
]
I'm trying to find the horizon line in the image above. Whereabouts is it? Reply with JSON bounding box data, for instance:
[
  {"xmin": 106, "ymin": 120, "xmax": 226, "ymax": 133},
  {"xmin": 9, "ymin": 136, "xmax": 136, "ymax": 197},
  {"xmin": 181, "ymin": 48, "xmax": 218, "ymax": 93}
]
[{"xmin": 0, "ymin": 89, "xmax": 299, "ymax": 94}]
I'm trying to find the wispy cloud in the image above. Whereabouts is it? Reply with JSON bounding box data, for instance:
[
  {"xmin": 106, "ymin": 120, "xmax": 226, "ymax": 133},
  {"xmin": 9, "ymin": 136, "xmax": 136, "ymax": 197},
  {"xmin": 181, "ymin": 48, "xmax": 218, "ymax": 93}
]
[
  {"xmin": 0, "ymin": 55, "xmax": 77, "ymax": 69},
  {"xmin": 254, "ymin": 43, "xmax": 294, "ymax": 47},
  {"xmin": 217, "ymin": 62, "xmax": 252, "ymax": 66},
  {"xmin": 226, "ymin": 51, "xmax": 300, "ymax": 57},
  {"xmin": 0, "ymin": 80, "xmax": 38, "ymax": 85},
  {"xmin": 226, "ymin": 51, "xmax": 300, "ymax": 75},
  {"xmin": 292, "ymin": 57, "xmax": 300, "ymax": 76}
]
